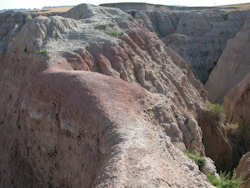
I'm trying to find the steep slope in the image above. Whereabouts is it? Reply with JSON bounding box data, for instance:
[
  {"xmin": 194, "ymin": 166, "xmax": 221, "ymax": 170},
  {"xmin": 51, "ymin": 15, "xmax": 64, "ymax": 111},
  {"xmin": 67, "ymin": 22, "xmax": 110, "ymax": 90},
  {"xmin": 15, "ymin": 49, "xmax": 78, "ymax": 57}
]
[
  {"xmin": 223, "ymin": 76, "xmax": 250, "ymax": 165},
  {"xmin": 236, "ymin": 152, "xmax": 250, "ymax": 188},
  {"xmin": 205, "ymin": 18, "xmax": 250, "ymax": 152},
  {"xmin": 206, "ymin": 19, "xmax": 250, "ymax": 104},
  {"xmin": 197, "ymin": 108, "xmax": 233, "ymax": 171},
  {"xmin": 102, "ymin": 3, "xmax": 250, "ymax": 83},
  {"xmin": 0, "ymin": 4, "xmax": 213, "ymax": 188},
  {"xmin": 223, "ymin": 74, "xmax": 250, "ymax": 125},
  {"xmin": 205, "ymin": 18, "xmax": 250, "ymax": 170}
]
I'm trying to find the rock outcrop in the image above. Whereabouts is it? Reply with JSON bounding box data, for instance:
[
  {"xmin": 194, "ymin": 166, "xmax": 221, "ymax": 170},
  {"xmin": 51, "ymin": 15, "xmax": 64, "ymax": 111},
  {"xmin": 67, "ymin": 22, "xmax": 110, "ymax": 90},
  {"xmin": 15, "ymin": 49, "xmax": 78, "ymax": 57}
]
[
  {"xmin": 223, "ymin": 74, "xmax": 250, "ymax": 125},
  {"xmin": 101, "ymin": 2, "xmax": 250, "ymax": 172},
  {"xmin": 224, "ymin": 76, "xmax": 250, "ymax": 167},
  {"xmin": 102, "ymin": 3, "xmax": 250, "ymax": 83},
  {"xmin": 236, "ymin": 152, "xmax": 250, "ymax": 188},
  {"xmin": 0, "ymin": 4, "xmax": 213, "ymax": 188},
  {"xmin": 197, "ymin": 108, "xmax": 233, "ymax": 171},
  {"xmin": 206, "ymin": 19, "xmax": 250, "ymax": 104},
  {"xmin": 205, "ymin": 19, "xmax": 250, "ymax": 165},
  {"xmin": 224, "ymin": 76, "xmax": 250, "ymax": 164}
]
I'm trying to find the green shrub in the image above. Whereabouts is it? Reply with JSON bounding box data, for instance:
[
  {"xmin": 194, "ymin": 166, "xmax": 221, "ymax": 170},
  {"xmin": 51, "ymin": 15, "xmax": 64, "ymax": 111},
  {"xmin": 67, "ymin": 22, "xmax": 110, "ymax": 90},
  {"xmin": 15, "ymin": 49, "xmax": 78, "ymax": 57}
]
[
  {"xmin": 205, "ymin": 101, "xmax": 224, "ymax": 121},
  {"xmin": 206, "ymin": 171, "xmax": 242, "ymax": 188},
  {"xmin": 38, "ymin": 49, "xmax": 47, "ymax": 54},
  {"xmin": 185, "ymin": 151, "xmax": 204, "ymax": 170},
  {"xmin": 226, "ymin": 122, "xmax": 240, "ymax": 129},
  {"xmin": 185, "ymin": 151, "xmax": 242, "ymax": 187},
  {"xmin": 207, "ymin": 173, "xmax": 220, "ymax": 186},
  {"xmin": 109, "ymin": 30, "xmax": 123, "ymax": 38}
]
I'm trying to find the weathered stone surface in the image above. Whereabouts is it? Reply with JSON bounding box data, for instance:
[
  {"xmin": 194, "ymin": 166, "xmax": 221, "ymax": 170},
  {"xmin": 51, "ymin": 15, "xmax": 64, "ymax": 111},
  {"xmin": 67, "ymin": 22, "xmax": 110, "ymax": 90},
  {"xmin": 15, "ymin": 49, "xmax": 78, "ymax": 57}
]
[
  {"xmin": 205, "ymin": 19, "xmax": 250, "ymax": 167},
  {"xmin": 202, "ymin": 157, "xmax": 218, "ymax": 176},
  {"xmin": 197, "ymin": 108, "xmax": 233, "ymax": 171},
  {"xmin": 0, "ymin": 11, "xmax": 32, "ymax": 54},
  {"xmin": 0, "ymin": 4, "xmax": 213, "ymax": 188},
  {"xmin": 203, "ymin": 11, "xmax": 250, "ymax": 171},
  {"xmin": 236, "ymin": 152, "xmax": 250, "ymax": 188},
  {"xmin": 0, "ymin": 67, "xmax": 213, "ymax": 188},
  {"xmin": 224, "ymin": 75, "xmax": 250, "ymax": 168},
  {"xmin": 102, "ymin": 3, "xmax": 250, "ymax": 83},
  {"xmin": 223, "ymin": 74, "xmax": 250, "ymax": 125},
  {"xmin": 102, "ymin": 3, "xmax": 250, "ymax": 172},
  {"xmin": 206, "ymin": 19, "xmax": 250, "ymax": 103}
]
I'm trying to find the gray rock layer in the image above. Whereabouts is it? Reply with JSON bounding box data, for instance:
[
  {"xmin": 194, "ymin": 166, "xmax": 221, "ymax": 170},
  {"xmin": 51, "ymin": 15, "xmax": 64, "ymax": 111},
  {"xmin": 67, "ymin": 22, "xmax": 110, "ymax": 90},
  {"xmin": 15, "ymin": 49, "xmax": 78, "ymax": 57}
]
[
  {"xmin": 103, "ymin": 3, "xmax": 250, "ymax": 83},
  {"xmin": 0, "ymin": 4, "xmax": 213, "ymax": 188},
  {"xmin": 206, "ymin": 19, "xmax": 250, "ymax": 103}
]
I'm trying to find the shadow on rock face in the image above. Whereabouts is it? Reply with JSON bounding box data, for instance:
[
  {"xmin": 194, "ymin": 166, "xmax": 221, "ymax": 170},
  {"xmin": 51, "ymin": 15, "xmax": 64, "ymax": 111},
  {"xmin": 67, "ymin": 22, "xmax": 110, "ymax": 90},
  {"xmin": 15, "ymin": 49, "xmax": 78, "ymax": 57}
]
[
  {"xmin": 0, "ymin": 3, "xmax": 213, "ymax": 187},
  {"xmin": 0, "ymin": 67, "xmax": 213, "ymax": 188},
  {"xmin": 197, "ymin": 108, "xmax": 233, "ymax": 172}
]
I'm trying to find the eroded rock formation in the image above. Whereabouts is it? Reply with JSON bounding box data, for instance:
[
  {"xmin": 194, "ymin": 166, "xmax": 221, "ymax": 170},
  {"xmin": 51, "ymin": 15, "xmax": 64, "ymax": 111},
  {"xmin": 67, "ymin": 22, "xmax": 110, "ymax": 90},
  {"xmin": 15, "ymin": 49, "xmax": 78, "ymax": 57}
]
[
  {"xmin": 205, "ymin": 18, "xmax": 250, "ymax": 166},
  {"xmin": 236, "ymin": 152, "xmax": 250, "ymax": 188},
  {"xmin": 223, "ymin": 75, "xmax": 250, "ymax": 125},
  {"xmin": 206, "ymin": 19, "xmax": 250, "ymax": 104},
  {"xmin": 197, "ymin": 109, "xmax": 233, "ymax": 171},
  {"xmin": 102, "ymin": 3, "xmax": 250, "ymax": 83},
  {"xmin": 0, "ymin": 4, "xmax": 213, "ymax": 188}
]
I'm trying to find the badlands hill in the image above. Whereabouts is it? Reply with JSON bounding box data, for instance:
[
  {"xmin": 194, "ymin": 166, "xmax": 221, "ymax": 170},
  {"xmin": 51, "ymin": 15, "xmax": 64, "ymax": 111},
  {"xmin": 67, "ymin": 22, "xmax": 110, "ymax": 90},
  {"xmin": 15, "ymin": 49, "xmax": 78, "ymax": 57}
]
[
  {"xmin": 102, "ymin": 3, "xmax": 250, "ymax": 83},
  {"xmin": 0, "ymin": 2, "xmax": 250, "ymax": 188}
]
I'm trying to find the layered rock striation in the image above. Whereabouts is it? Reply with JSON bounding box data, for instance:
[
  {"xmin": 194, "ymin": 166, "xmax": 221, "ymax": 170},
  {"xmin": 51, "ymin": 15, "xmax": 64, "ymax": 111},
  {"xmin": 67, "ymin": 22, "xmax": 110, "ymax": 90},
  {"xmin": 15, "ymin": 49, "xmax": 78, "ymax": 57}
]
[
  {"xmin": 102, "ymin": 3, "xmax": 250, "ymax": 83},
  {"xmin": 205, "ymin": 18, "xmax": 250, "ymax": 171},
  {"xmin": 0, "ymin": 4, "xmax": 213, "ymax": 188},
  {"xmin": 206, "ymin": 19, "xmax": 250, "ymax": 104}
]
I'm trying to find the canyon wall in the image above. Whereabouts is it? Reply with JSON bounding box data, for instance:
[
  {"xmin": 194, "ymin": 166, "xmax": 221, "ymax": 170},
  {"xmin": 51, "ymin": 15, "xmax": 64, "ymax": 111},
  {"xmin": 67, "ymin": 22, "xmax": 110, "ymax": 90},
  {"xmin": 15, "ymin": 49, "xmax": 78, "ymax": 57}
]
[
  {"xmin": 103, "ymin": 3, "xmax": 250, "ymax": 83},
  {"xmin": 0, "ymin": 4, "xmax": 213, "ymax": 188}
]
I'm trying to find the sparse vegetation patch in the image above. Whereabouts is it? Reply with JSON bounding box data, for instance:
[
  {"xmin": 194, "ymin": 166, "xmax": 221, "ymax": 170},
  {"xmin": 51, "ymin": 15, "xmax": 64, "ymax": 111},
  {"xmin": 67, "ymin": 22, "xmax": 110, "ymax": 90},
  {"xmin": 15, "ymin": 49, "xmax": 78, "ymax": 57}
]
[
  {"xmin": 38, "ymin": 49, "xmax": 48, "ymax": 54},
  {"xmin": 185, "ymin": 151, "xmax": 242, "ymax": 188},
  {"xmin": 226, "ymin": 122, "xmax": 240, "ymax": 129},
  {"xmin": 205, "ymin": 101, "xmax": 224, "ymax": 121},
  {"xmin": 109, "ymin": 30, "xmax": 123, "ymax": 38},
  {"xmin": 185, "ymin": 151, "xmax": 204, "ymax": 170},
  {"xmin": 206, "ymin": 171, "xmax": 242, "ymax": 188}
]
